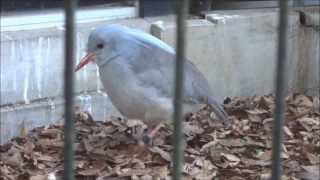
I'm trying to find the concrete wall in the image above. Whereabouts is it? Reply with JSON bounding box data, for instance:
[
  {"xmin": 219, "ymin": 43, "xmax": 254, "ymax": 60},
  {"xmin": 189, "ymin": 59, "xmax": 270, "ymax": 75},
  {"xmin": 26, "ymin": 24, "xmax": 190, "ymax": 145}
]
[
  {"xmin": 295, "ymin": 7, "xmax": 320, "ymax": 95},
  {"xmin": 1, "ymin": 7, "xmax": 319, "ymax": 143},
  {"xmin": 151, "ymin": 9, "xmax": 303, "ymax": 101}
]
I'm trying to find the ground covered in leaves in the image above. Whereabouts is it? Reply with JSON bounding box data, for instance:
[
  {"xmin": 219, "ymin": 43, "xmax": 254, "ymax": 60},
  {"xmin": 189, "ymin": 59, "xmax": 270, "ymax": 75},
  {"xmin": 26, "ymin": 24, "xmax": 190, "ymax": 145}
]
[{"xmin": 1, "ymin": 94, "xmax": 319, "ymax": 180}]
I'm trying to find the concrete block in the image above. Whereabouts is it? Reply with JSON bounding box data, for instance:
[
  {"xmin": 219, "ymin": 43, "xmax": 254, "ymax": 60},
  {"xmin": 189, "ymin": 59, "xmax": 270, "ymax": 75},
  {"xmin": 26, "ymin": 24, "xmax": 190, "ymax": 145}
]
[
  {"xmin": 0, "ymin": 18, "xmax": 151, "ymax": 105},
  {"xmin": 296, "ymin": 7, "xmax": 320, "ymax": 95},
  {"xmin": 150, "ymin": 9, "xmax": 304, "ymax": 102},
  {"xmin": 0, "ymin": 92, "xmax": 120, "ymax": 144},
  {"xmin": 299, "ymin": 7, "xmax": 320, "ymax": 26}
]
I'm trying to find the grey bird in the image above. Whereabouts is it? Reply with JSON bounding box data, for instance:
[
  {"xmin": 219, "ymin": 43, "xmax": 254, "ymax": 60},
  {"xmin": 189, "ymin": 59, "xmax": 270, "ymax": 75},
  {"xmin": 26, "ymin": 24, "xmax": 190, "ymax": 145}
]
[{"xmin": 75, "ymin": 24, "xmax": 228, "ymax": 143}]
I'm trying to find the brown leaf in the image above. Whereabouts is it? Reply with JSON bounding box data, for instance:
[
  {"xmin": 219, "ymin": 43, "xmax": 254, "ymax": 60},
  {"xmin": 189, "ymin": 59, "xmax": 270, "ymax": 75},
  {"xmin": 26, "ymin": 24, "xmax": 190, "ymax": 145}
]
[
  {"xmin": 149, "ymin": 147, "xmax": 171, "ymax": 162},
  {"xmin": 37, "ymin": 138, "xmax": 63, "ymax": 149},
  {"xmin": 2, "ymin": 147, "xmax": 23, "ymax": 167},
  {"xmin": 47, "ymin": 173, "xmax": 57, "ymax": 180},
  {"xmin": 78, "ymin": 168, "xmax": 101, "ymax": 176},
  {"xmin": 23, "ymin": 140, "xmax": 35, "ymax": 155},
  {"xmin": 256, "ymin": 150, "xmax": 272, "ymax": 161},
  {"xmin": 246, "ymin": 109, "xmax": 268, "ymax": 115},
  {"xmin": 151, "ymin": 166, "xmax": 169, "ymax": 178},
  {"xmin": 82, "ymin": 138, "xmax": 93, "ymax": 153},
  {"xmin": 126, "ymin": 119, "xmax": 145, "ymax": 128},
  {"xmin": 39, "ymin": 128, "xmax": 61, "ymax": 139},
  {"xmin": 283, "ymin": 126, "xmax": 294, "ymax": 139},
  {"xmin": 256, "ymin": 150, "xmax": 289, "ymax": 160},
  {"xmin": 219, "ymin": 138, "xmax": 246, "ymax": 147},
  {"xmin": 75, "ymin": 160, "xmax": 86, "ymax": 169},
  {"xmin": 298, "ymin": 117, "xmax": 320, "ymax": 131},
  {"xmin": 306, "ymin": 153, "xmax": 320, "ymax": 165},
  {"xmin": 200, "ymin": 140, "xmax": 219, "ymax": 152},
  {"xmin": 293, "ymin": 95, "xmax": 313, "ymax": 108},
  {"xmin": 299, "ymin": 165, "xmax": 320, "ymax": 180},
  {"xmin": 245, "ymin": 137, "xmax": 266, "ymax": 148},
  {"xmin": 260, "ymin": 173, "xmax": 289, "ymax": 180},
  {"xmin": 36, "ymin": 154, "xmax": 57, "ymax": 162},
  {"xmin": 260, "ymin": 173, "xmax": 271, "ymax": 180},
  {"xmin": 241, "ymin": 158, "xmax": 271, "ymax": 167},
  {"xmin": 184, "ymin": 122, "xmax": 204, "ymax": 135},
  {"xmin": 30, "ymin": 175, "xmax": 46, "ymax": 180},
  {"xmin": 263, "ymin": 118, "xmax": 274, "ymax": 124},
  {"xmin": 248, "ymin": 114, "xmax": 262, "ymax": 123},
  {"xmin": 221, "ymin": 153, "xmax": 240, "ymax": 162},
  {"xmin": 116, "ymin": 167, "xmax": 152, "ymax": 177},
  {"xmin": 140, "ymin": 174, "xmax": 153, "ymax": 180},
  {"xmin": 183, "ymin": 159, "xmax": 217, "ymax": 178}
]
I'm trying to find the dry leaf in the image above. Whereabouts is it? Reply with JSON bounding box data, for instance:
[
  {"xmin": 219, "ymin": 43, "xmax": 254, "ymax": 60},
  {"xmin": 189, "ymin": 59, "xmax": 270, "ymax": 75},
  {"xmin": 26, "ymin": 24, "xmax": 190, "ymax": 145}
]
[
  {"xmin": 257, "ymin": 150, "xmax": 289, "ymax": 160},
  {"xmin": 1, "ymin": 93, "xmax": 319, "ymax": 179},
  {"xmin": 2, "ymin": 148, "xmax": 23, "ymax": 167},
  {"xmin": 23, "ymin": 140, "xmax": 35, "ymax": 155},
  {"xmin": 306, "ymin": 153, "xmax": 320, "ymax": 165},
  {"xmin": 149, "ymin": 147, "xmax": 171, "ymax": 162},
  {"xmin": 298, "ymin": 117, "xmax": 320, "ymax": 131},
  {"xmin": 299, "ymin": 165, "xmax": 320, "ymax": 180},
  {"xmin": 150, "ymin": 166, "xmax": 169, "ymax": 178},
  {"xmin": 39, "ymin": 128, "xmax": 61, "ymax": 139},
  {"xmin": 47, "ymin": 173, "xmax": 57, "ymax": 180},
  {"xmin": 30, "ymin": 175, "xmax": 46, "ymax": 180},
  {"xmin": 184, "ymin": 122, "xmax": 204, "ymax": 135},
  {"xmin": 294, "ymin": 95, "xmax": 313, "ymax": 108},
  {"xmin": 246, "ymin": 109, "xmax": 268, "ymax": 115},
  {"xmin": 283, "ymin": 126, "xmax": 294, "ymax": 138},
  {"xmin": 260, "ymin": 173, "xmax": 271, "ymax": 180},
  {"xmin": 221, "ymin": 153, "xmax": 240, "ymax": 162},
  {"xmin": 36, "ymin": 154, "xmax": 57, "ymax": 162},
  {"xmin": 218, "ymin": 138, "xmax": 245, "ymax": 147},
  {"xmin": 78, "ymin": 168, "xmax": 101, "ymax": 176},
  {"xmin": 257, "ymin": 150, "xmax": 272, "ymax": 161},
  {"xmin": 200, "ymin": 140, "xmax": 219, "ymax": 152}
]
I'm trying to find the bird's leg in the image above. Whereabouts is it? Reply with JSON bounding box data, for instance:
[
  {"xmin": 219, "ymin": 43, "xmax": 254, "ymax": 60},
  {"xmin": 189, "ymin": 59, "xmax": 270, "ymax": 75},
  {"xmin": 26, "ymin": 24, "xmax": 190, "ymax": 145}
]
[
  {"xmin": 149, "ymin": 123, "xmax": 164, "ymax": 138},
  {"xmin": 142, "ymin": 123, "xmax": 165, "ymax": 145}
]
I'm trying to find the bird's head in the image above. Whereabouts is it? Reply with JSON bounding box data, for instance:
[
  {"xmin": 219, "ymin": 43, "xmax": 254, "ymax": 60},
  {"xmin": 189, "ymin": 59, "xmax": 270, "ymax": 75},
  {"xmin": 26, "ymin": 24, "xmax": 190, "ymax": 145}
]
[
  {"xmin": 75, "ymin": 24, "xmax": 175, "ymax": 72},
  {"xmin": 75, "ymin": 24, "xmax": 126, "ymax": 72}
]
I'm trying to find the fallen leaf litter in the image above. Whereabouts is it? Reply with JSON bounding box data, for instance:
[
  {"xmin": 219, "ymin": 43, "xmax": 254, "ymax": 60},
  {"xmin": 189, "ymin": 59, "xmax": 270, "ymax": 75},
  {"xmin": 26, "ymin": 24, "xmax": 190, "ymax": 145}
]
[{"xmin": 0, "ymin": 93, "xmax": 319, "ymax": 180}]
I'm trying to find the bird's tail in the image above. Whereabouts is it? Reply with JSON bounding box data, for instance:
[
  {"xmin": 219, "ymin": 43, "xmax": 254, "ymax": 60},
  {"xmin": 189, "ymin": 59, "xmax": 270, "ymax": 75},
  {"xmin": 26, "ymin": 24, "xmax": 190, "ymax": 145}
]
[{"xmin": 208, "ymin": 97, "xmax": 230, "ymax": 126}]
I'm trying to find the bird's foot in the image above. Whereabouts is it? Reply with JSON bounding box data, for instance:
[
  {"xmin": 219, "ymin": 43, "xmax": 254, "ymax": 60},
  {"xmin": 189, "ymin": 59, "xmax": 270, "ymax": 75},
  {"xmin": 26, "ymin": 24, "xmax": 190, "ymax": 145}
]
[
  {"xmin": 142, "ymin": 129, "xmax": 152, "ymax": 145},
  {"xmin": 142, "ymin": 123, "xmax": 165, "ymax": 145}
]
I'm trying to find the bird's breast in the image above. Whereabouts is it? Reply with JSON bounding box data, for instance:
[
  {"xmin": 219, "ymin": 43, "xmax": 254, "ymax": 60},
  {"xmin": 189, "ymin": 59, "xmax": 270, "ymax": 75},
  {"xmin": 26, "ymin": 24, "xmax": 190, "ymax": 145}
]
[
  {"xmin": 98, "ymin": 61, "xmax": 174, "ymax": 122},
  {"xmin": 98, "ymin": 61, "xmax": 139, "ymax": 114},
  {"xmin": 97, "ymin": 60, "xmax": 205, "ymax": 124}
]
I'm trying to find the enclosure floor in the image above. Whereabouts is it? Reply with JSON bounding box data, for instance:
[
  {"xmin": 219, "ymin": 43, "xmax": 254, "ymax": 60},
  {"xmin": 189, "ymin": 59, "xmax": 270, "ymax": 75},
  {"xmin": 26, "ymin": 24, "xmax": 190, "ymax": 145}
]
[{"xmin": 0, "ymin": 94, "xmax": 319, "ymax": 179}]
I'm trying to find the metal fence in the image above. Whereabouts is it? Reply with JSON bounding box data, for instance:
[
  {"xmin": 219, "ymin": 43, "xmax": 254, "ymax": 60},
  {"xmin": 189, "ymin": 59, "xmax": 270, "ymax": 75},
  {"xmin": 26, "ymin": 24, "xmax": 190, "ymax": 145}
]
[{"xmin": 63, "ymin": 0, "xmax": 289, "ymax": 179}]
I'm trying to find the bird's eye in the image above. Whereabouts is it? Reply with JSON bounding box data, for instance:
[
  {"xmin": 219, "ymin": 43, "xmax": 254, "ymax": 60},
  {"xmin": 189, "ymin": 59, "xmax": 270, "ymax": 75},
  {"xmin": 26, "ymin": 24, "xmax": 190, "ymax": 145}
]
[{"xmin": 97, "ymin": 43, "xmax": 104, "ymax": 49}]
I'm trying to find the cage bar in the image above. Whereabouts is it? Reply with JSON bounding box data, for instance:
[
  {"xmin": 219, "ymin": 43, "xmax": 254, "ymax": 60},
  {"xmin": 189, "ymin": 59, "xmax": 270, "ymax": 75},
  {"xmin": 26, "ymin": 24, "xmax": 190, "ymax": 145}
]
[
  {"xmin": 63, "ymin": 0, "xmax": 76, "ymax": 179},
  {"xmin": 172, "ymin": 0, "xmax": 189, "ymax": 179},
  {"xmin": 271, "ymin": 0, "xmax": 289, "ymax": 179}
]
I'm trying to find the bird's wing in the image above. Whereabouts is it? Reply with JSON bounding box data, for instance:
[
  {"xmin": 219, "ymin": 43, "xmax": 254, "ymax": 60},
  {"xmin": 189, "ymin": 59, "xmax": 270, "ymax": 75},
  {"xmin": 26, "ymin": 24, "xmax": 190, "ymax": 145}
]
[
  {"xmin": 127, "ymin": 33, "xmax": 228, "ymax": 123},
  {"xmin": 184, "ymin": 61, "xmax": 229, "ymax": 124},
  {"xmin": 129, "ymin": 39, "xmax": 209, "ymax": 104}
]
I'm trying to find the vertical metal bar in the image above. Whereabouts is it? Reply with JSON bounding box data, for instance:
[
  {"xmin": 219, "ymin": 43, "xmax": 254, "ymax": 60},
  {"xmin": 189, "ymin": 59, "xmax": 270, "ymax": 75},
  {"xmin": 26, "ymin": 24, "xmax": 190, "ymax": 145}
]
[
  {"xmin": 172, "ymin": 0, "xmax": 189, "ymax": 179},
  {"xmin": 63, "ymin": 0, "xmax": 76, "ymax": 179},
  {"xmin": 138, "ymin": 0, "xmax": 145, "ymax": 17},
  {"xmin": 271, "ymin": 0, "xmax": 288, "ymax": 179}
]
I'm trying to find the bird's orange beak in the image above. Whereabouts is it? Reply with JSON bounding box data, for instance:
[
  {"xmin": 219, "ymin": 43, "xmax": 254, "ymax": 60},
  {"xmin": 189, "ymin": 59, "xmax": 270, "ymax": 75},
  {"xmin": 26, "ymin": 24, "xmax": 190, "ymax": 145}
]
[{"xmin": 74, "ymin": 53, "xmax": 96, "ymax": 72}]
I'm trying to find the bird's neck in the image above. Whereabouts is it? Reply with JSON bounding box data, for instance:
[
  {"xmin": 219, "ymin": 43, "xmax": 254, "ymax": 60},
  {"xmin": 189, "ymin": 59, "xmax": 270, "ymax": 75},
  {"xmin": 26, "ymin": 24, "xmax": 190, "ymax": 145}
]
[{"xmin": 97, "ymin": 53, "xmax": 121, "ymax": 68}]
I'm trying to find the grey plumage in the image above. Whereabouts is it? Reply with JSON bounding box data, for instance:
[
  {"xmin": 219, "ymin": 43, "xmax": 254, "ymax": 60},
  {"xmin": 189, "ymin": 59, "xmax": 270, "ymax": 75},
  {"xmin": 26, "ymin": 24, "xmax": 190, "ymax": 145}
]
[{"xmin": 85, "ymin": 24, "xmax": 228, "ymax": 126}]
